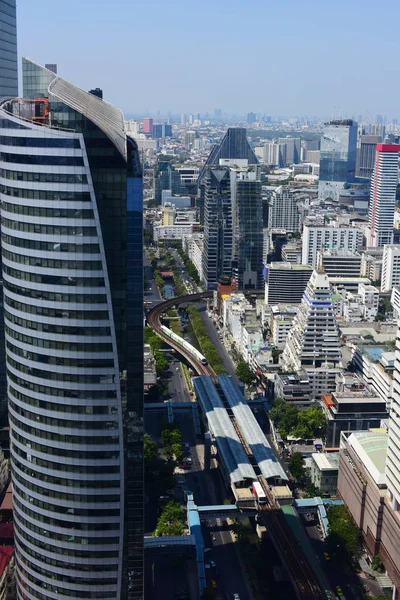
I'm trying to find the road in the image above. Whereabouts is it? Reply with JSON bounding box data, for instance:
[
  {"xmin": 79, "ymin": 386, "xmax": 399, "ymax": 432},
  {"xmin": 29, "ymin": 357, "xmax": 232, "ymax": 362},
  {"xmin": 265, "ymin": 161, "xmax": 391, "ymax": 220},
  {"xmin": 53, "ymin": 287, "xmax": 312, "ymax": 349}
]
[{"xmin": 196, "ymin": 304, "xmax": 238, "ymax": 379}]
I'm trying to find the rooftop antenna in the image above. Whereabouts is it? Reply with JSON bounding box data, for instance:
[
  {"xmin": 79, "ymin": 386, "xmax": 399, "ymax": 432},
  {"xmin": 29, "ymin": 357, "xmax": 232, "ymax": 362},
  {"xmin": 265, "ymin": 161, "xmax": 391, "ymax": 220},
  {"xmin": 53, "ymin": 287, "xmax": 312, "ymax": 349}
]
[{"xmin": 338, "ymin": 105, "xmax": 342, "ymax": 120}]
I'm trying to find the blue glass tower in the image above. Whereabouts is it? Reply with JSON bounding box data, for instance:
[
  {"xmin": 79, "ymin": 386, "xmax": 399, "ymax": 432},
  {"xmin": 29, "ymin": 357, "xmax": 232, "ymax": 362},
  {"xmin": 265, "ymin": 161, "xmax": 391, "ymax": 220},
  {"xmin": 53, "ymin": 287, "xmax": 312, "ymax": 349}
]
[
  {"xmin": 0, "ymin": 0, "xmax": 18, "ymax": 97},
  {"xmin": 318, "ymin": 119, "xmax": 358, "ymax": 201}
]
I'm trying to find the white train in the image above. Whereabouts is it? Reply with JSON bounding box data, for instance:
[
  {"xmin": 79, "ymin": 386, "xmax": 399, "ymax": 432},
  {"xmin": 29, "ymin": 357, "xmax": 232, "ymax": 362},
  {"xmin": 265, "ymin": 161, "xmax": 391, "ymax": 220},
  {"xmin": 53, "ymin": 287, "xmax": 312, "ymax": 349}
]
[{"xmin": 160, "ymin": 325, "xmax": 208, "ymax": 365}]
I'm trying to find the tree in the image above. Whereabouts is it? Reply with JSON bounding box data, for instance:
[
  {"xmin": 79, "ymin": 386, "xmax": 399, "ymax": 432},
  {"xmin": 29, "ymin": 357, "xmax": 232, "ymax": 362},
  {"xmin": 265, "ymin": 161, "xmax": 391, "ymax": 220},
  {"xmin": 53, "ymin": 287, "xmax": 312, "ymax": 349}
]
[
  {"xmin": 236, "ymin": 361, "xmax": 256, "ymax": 385},
  {"xmin": 154, "ymin": 500, "xmax": 185, "ymax": 536},
  {"xmin": 326, "ymin": 505, "xmax": 362, "ymax": 563},
  {"xmin": 288, "ymin": 452, "xmax": 305, "ymax": 482},
  {"xmin": 144, "ymin": 434, "xmax": 158, "ymax": 461},
  {"xmin": 155, "ymin": 352, "xmax": 169, "ymax": 377},
  {"xmin": 304, "ymin": 483, "xmax": 321, "ymax": 498}
]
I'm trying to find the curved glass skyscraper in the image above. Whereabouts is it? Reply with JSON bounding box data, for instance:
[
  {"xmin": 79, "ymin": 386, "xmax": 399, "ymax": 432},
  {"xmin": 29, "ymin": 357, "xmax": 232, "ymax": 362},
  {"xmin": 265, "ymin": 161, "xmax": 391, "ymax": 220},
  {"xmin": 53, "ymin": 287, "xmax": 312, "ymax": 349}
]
[{"xmin": 0, "ymin": 59, "xmax": 143, "ymax": 600}]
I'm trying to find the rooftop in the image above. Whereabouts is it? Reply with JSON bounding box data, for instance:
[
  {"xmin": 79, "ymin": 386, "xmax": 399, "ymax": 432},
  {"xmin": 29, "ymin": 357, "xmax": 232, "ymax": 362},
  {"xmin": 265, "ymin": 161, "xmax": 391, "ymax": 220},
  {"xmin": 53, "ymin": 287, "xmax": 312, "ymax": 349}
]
[
  {"xmin": 312, "ymin": 452, "xmax": 340, "ymax": 471},
  {"xmin": 347, "ymin": 431, "xmax": 388, "ymax": 485}
]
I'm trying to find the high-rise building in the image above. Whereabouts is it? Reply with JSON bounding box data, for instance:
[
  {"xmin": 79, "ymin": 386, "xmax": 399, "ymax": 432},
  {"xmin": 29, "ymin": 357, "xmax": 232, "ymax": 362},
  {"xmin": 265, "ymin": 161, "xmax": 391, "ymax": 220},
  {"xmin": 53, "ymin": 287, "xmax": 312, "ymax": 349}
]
[
  {"xmin": 45, "ymin": 63, "xmax": 57, "ymax": 74},
  {"xmin": 0, "ymin": 0, "xmax": 18, "ymax": 97},
  {"xmin": 268, "ymin": 186, "xmax": 301, "ymax": 232},
  {"xmin": 88, "ymin": 87, "xmax": 103, "ymax": 99},
  {"xmin": 278, "ymin": 137, "xmax": 301, "ymax": 165},
  {"xmin": 214, "ymin": 108, "xmax": 222, "ymax": 118},
  {"xmin": 154, "ymin": 161, "xmax": 181, "ymax": 203},
  {"xmin": 198, "ymin": 128, "xmax": 258, "ymax": 224},
  {"xmin": 152, "ymin": 123, "xmax": 172, "ymax": 138},
  {"xmin": 247, "ymin": 112, "xmax": 256, "ymax": 125},
  {"xmin": 302, "ymin": 223, "xmax": 363, "ymax": 268},
  {"xmin": 203, "ymin": 166, "xmax": 233, "ymax": 290},
  {"xmin": 318, "ymin": 120, "xmax": 358, "ymax": 201},
  {"xmin": 281, "ymin": 271, "xmax": 342, "ymax": 399},
  {"xmin": 3, "ymin": 58, "xmax": 143, "ymax": 599},
  {"xmin": 367, "ymin": 144, "xmax": 400, "ymax": 248},
  {"xmin": 231, "ymin": 166, "xmax": 263, "ymax": 289},
  {"xmin": 356, "ymin": 134, "xmax": 381, "ymax": 178},
  {"xmin": 184, "ymin": 130, "xmax": 196, "ymax": 147},
  {"xmin": 381, "ymin": 245, "xmax": 400, "ymax": 292},
  {"xmin": 386, "ymin": 323, "xmax": 400, "ymax": 511},
  {"xmin": 142, "ymin": 116, "xmax": 153, "ymax": 134}
]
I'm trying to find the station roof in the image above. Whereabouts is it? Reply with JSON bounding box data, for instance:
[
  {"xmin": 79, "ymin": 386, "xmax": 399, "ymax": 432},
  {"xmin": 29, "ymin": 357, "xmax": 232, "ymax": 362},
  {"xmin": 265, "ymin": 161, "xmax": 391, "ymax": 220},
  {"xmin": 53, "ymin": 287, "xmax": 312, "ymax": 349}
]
[
  {"xmin": 217, "ymin": 374, "xmax": 288, "ymax": 481},
  {"xmin": 193, "ymin": 376, "xmax": 257, "ymax": 484}
]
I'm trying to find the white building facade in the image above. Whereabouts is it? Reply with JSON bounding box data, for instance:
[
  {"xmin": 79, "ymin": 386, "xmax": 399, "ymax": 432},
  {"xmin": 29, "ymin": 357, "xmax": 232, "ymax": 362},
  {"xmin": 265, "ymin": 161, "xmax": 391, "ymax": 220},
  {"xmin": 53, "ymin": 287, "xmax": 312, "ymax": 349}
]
[{"xmin": 302, "ymin": 223, "xmax": 363, "ymax": 269}]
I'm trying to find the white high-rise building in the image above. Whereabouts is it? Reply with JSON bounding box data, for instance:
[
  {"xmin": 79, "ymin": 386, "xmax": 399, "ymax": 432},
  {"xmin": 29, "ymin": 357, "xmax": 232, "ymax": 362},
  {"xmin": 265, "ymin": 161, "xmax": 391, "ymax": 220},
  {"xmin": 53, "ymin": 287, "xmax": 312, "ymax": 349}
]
[
  {"xmin": 281, "ymin": 270, "xmax": 342, "ymax": 399},
  {"xmin": 386, "ymin": 323, "xmax": 400, "ymax": 509},
  {"xmin": 302, "ymin": 223, "xmax": 363, "ymax": 268},
  {"xmin": 381, "ymin": 245, "xmax": 400, "ymax": 292},
  {"xmin": 268, "ymin": 186, "xmax": 300, "ymax": 232},
  {"xmin": 368, "ymin": 144, "xmax": 400, "ymax": 248}
]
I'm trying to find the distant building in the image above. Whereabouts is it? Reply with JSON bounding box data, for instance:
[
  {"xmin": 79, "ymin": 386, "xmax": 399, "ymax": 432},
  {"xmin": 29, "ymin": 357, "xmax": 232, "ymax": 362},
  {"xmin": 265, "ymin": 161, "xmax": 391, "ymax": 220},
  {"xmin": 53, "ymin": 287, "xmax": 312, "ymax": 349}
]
[
  {"xmin": 381, "ymin": 244, "xmax": 400, "ymax": 292},
  {"xmin": 0, "ymin": 0, "xmax": 18, "ymax": 96},
  {"xmin": 265, "ymin": 263, "xmax": 312, "ymax": 304},
  {"xmin": 281, "ymin": 271, "xmax": 342, "ymax": 399},
  {"xmin": 184, "ymin": 130, "xmax": 196, "ymax": 147},
  {"xmin": 45, "ymin": 63, "xmax": 57, "ymax": 74},
  {"xmin": 318, "ymin": 120, "xmax": 358, "ymax": 201},
  {"xmin": 302, "ymin": 223, "xmax": 363, "ymax": 269},
  {"xmin": 317, "ymin": 249, "xmax": 362, "ymax": 278},
  {"xmin": 356, "ymin": 134, "xmax": 381, "ymax": 178},
  {"xmin": 367, "ymin": 144, "xmax": 400, "ymax": 247},
  {"xmin": 88, "ymin": 87, "xmax": 103, "ymax": 99},
  {"xmin": 247, "ymin": 112, "xmax": 256, "ymax": 125},
  {"xmin": 278, "ymin": 137, "xmax": 301, "ymax": 165},
  {"xmin": 305, "ymin": 150, "xmax": 320, "ymax": 164},
  {"xmin": 143, "ymin": 117, "xmax": 153, "ymax": 134},
  {"xmin": 154, "ymin": 161, "xmax": 181, "ymax": 203},
  {"xmin": 153, "ymin": 123, "xmax": 172, "ymax": 138},
  {"xmin": 268, "ymin": 186, "xmax": 301, "ymax": 232}
]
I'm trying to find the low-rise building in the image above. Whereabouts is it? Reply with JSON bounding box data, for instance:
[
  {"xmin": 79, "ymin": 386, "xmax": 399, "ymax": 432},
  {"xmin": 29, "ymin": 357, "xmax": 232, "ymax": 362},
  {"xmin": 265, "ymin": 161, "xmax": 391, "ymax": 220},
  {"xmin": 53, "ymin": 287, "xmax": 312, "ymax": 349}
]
[
  {"xmin": 351, "ymin": 344, "xmax": 394, "ymax": 410},
  {"xmin": 269, "ymin": 304, "xmax": 298, "ymax": 349},
  {"xmin": 144, "ymin": 344, "xmax": 157, "ymax": 390},
  {"xmin": 317, "ymin": 249, "xmax": 362, "ymax": 278},
  {"xmin": 274, "ymin": 372, "xmax": 312, "ymax": 407},
  {"xmin": 321, "ymin": 373, "xmax": 388, "ymax": 448},
  {"xmin": 154, "ymin": 223, "xmax": 197, "ymax": 242},
  {"xmin": 338, "ymin": 430, "xmax": 400, "ymax": 595},
  {"xmin": 281, "ymin": 240, "xmax": 303, "ymax": 265},
  {"xmin": 310, "ymin": 452, "xmax": 340, "ymax": 496}
]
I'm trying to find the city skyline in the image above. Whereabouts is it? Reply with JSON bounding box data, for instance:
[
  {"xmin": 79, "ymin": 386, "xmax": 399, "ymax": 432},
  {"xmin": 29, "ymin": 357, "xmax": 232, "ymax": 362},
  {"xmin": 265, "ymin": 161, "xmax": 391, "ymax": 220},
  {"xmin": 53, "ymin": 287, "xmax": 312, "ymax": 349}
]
[{"xmin": 17, "ymin": 0, "xmax": 400, "ymax": 117}]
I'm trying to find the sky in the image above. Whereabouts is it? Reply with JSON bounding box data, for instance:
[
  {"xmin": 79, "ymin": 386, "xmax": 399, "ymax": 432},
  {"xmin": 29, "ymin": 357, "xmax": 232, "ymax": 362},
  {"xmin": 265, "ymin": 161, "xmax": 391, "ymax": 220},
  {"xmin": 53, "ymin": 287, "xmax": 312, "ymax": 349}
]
[{"xmin": 17, "ymin": 0, "xmax": 400, "ymax": 118}]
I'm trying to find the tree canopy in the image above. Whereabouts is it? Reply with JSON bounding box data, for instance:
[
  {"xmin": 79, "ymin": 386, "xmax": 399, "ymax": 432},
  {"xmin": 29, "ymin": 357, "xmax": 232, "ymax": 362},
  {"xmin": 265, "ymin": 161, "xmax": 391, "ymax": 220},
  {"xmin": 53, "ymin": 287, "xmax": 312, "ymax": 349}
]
[
  {"xmin": 154, "ymin": 500, "xmax": 185, "ymax": 536},
  {"xmin": 269, "ymin": 398, "xmax": 326, "ymax": 439},
  {"xmin": 326, "ymin": 504, "xmax": 362, "ymax": 563},
  {"xmin": 235, "ymin": 361, "xmax": 257, "ymax": 385},
  {"xmin": 288, "ymin": 452, "xmax": 305, "ymax": 482}
]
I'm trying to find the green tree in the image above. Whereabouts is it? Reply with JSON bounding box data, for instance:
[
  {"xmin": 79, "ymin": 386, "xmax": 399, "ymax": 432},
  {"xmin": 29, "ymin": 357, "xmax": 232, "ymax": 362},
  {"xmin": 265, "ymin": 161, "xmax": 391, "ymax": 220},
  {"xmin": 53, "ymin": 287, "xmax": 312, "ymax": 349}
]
[
  {"xmin": 154, "ymin": 500, "xmax": 185, "ymax": 536},
  {"xmin": 288, "ymin": 452, "xmax": 305, "ymax": 482},
  {"xmin": 236, "ymin": 361, "xmax": 256, "ymax": 385},
  {"xmin": 304, "ymin": 483, "xmax": 321, "ymax": 498},
  {"xmin": 155, "ymin": 352, "xmax": 169, "ymax": 377},
  {"xmin": 326, "ymin": 505, "xmax": 362, "ymax": 563},
  {"xmin": 144, "ymin": 434, "xmax": 158, "ymax": 461},
  {"xmin": 269, "ymin": 398, "xmax": 299, "ymax": 438}
]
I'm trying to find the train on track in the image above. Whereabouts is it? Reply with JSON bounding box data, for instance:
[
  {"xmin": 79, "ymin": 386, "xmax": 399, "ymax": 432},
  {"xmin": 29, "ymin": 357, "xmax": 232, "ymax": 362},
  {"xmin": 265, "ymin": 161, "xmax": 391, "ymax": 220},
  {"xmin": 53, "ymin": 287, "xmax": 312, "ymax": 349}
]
[{"xmin": 160, "ymin": 325, "xmax": 208, "ymax": 365}]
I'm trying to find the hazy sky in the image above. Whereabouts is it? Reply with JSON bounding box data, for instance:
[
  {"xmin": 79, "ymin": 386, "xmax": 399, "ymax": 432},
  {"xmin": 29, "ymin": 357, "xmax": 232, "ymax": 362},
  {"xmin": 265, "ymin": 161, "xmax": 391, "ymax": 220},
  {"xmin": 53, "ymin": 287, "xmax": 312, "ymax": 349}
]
[{"xmin": 17, "ymin": 0, "xmax": 400, "ymax": 118}]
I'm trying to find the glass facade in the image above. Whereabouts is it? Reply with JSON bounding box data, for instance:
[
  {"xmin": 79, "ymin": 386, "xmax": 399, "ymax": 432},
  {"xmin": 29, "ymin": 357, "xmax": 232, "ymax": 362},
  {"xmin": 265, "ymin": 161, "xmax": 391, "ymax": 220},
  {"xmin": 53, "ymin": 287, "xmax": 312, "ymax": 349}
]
[
  {"xmin": 318, "ymin": 120, "xmax": 358, "ymax": 201},
  {"xmin": 0, "ymin": 0, "xmax": 17, "ymax": 97},
  {"xmin": 1, "ymin": 59, "xmax": 143, "ymax": 600}
]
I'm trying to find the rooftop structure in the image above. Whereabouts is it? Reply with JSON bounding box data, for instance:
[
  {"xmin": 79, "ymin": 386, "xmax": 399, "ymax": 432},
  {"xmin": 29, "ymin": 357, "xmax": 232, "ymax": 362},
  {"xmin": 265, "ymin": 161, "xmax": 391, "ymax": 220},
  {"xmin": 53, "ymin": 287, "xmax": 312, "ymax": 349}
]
[{"xmin": 264, "ymin": 263, "xmax": 313, "ymax": 305}]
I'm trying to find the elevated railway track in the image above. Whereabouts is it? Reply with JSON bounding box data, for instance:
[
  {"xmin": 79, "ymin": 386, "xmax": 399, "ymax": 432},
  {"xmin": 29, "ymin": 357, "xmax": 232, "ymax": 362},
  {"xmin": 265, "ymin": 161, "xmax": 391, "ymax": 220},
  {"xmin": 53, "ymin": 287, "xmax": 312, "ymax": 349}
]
[{"xmin": 147, "ymin": 292, "xmax": 328, "ymax": 600}]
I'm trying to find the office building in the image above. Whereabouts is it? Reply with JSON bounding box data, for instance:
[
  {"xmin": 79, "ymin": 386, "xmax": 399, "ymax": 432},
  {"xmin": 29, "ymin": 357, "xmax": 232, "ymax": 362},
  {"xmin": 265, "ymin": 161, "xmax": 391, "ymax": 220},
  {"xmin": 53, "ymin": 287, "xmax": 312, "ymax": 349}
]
[
  {"xmin": 88, "ymin": 87, "xmax": 103, "ymax": 99},
  {"xmin": 318, "ymin": 120, "xmax": 358, "ymax": 201},
  {"xmin": 338, "ymin": 430, "xmax": 400, "ymax": 595},
  {"xmin": 142, "ymin": 116, "xmax": 153, "ymax": 134},
  {"xmin": 154, "ymin": 161, "xmax": 181, "ymax": 203},
  {"xmin": 317, "ymin": 249, "xmax": 362, "ymax": 278},
  {"xmin": 247, "ymin": 112, "xmax": 256, "ymax": 125},
  {"xmin": 184, "ymin": 130, "xmax": 196, "ymax": 147},
  {"xmin": 203, "ymin": 165, "xmax": 233, "ymax": 290},
  {"xmin": 0, "ymin": 0, "xmax": 18, "ymax": 97},
  {"xmin": 274, "ymin": 372, "xmax": 312, "ymax": 407},
  {"xmin": 3, "ymin": 58, "xmax": 143, "ymax": 599},
  {"xmin": 264, "ymin": 263, "xmax": 312, "ymax": 304},
  {"xmin": 278, "ymin": 137, "xmax": 301, "ymax": 165},
  {"xmin": 214, "ymin": 108, "xmax": 222, "ymax": 118},
  {"xmin": 381, "ymin": 245, "xmax": 400, "ymax": 292},
  {"xmin": 198, "ymin": 127, "xmax": 258, "ymax": 224},
  {"xmin": 268, "ymin": 186, "xmax": 301, "ymax": 232},
  {"xmin": 44, "ymin": 63, "xmax": 57, "ymax": 74},
  {"xmin": 356, "ymin": 134, "xmax": 381, "ymax": 178},
  {"xmin": 305, "ymin": 149, "xmax": 320, "ymax": 164},
  {"xmin": 153, "ymin": 123, "xmax": 172, "ymax": 138},
  {"xmin": 281, "ymin": 270, "xmax": 342, "ymax": 399},
  {"xmin": 367, "ymin": 144, "xmax": 400, "ymax": 248},
  {"xmin": 310, "ymin": 452, "xmax": 340, "ymax": 496},
  {"xmin": 231, "ymin": 166, "xmax": 263, "ymax": 289},
  {"xmin": 302, "ymin": 223, "xmax": 363, "ymax": 268},
  {"xmin": 269, "ymin": 305, "xmax": 298, "ymax": 349}
]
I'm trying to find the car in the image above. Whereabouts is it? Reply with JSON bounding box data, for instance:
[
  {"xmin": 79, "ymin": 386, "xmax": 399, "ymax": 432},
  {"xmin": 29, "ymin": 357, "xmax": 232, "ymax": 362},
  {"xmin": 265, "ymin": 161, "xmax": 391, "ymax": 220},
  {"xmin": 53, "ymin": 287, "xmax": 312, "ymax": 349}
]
[
  {"xmin": 176, "ymin": 367, "xmax": 180, "ymax": 371},
  {"xmin": 210, "ymin": 580, "xmax": 217, "ymax": 589},
  {"xmin": 184, "ymin": 442, "xmax": 190, "ymax": 448},
  {"xmin": 323, "ymin": 552, "xmax": 331, "ymax": 561},
  {"xmin": 335, "ymin": 586, "xmax": 343, "ymax": 596}
]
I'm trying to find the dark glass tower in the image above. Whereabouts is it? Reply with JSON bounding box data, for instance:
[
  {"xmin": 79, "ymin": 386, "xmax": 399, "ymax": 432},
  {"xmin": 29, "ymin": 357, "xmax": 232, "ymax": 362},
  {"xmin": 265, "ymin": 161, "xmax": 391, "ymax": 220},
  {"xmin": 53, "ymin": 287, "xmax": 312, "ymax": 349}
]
[
  {"xmin": 0, "ymin": 0, "xmax": 18, "ymax": 97},
  {"xmin": 0, "ymin": 58, "xmax": 143, "ymax": 599},
  {"xmin": 318, "ymin": 119, "xmax": 358, "ymax": 201}
]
